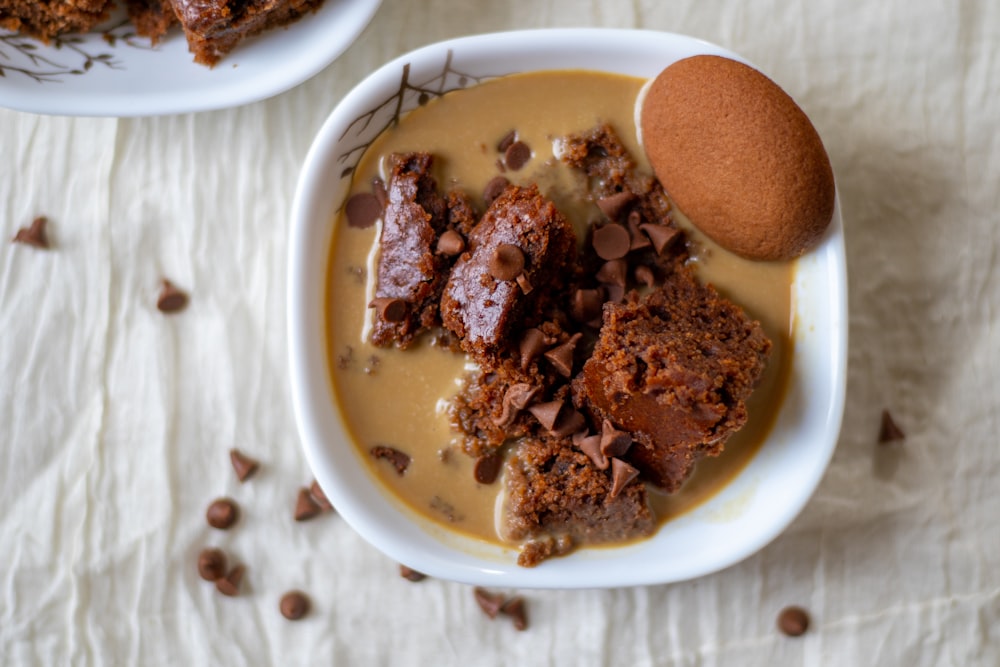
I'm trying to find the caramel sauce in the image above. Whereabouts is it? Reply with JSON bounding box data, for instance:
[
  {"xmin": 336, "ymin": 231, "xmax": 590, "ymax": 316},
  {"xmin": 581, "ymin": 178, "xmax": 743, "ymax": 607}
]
[{"xmin": 326, "ymin": 71, "xmax": 794, "ymax": 546}]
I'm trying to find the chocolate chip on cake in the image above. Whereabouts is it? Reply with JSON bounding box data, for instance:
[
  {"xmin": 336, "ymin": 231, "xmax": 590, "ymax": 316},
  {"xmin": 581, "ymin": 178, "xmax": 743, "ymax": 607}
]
[
  {"xmin": 527, "ymin": 401, "xmax": 564, "ymax": 432},
  {"xmin": 279, "ymin": 591, "xmax": 310, "ymax": 620},
  {"xmin": 592, "ymin": 223, "xmax": 631, "ymax": 260},
  {"xmin": 156, "ymin": 279, "xmax": 188, "ymax": 313},
  {"xmin": 575, "ymin": 433, "xmax": 608, "ymax": 470},
  {"xmin": 474, "ymin": 452, "xmax": 503, "ymax": 484},
  {"xmin": 596, "ymin": 259, "xmax": 628, "ymax": 287},
  {"xmin": 229, "ymin": 449, "xmax": 259, "ymax": 482},
  {"xmin": 596, "ymin": 192, "xmax": 634, "ymax": 221},
  {"xmin": 294, "ymin": 487, "xmax": 323, "ymax": 521},
  {"xmin": 640, "ymin": 223, "xmax": 679, "ymax": 256},
  {"xmin": 345, "ymin": 192, "xmax": 383, "ymax": 229},
  {"xmin": 777, "ymin": 606, "xmax": 810, "ymax": 637},
  {"xmin": 519, "ymin": 328, "xmax": 548, "ymax": 370},
  {"xmin": 515, "ymin": 274, "xmax": 533, "ymax": 295},
  {"xmin": 436, "ymin": 229, "xmax": 466, "ymax": 256},
  {"xmin": 473, "ymin": 587, "xmax": 505, "ymax": 619},
  {"xmin": 399, "ymin": 564, "xmax": 427, "ymax": 582},
  {"xmin": 504, "ymin": 141, "xmax": 532, "ymax": 171},
  {"xmin": 628, "ymin": 212, "xmax": 653, "ymax": 251},
  {"xmin": 489, "ymin": 244, "xmax": 525, "ymax": 281},
  {"xmin": 197, "ymin": 548, "xmax": 227, "ymax": 581},
  {"xmin": 600, "ymin": 420, "xmax": 632, "ymax": 457},
  {"xmin": 206, "ymin": 498, "xmax": 239, "ymax": 530},
  {"xmin": 369, "ymin": 297, "xmax": 408, "ymax": 323},
  {"xmin": 370, "ymin": 445, "xmax": 411, "ymax": 476},
  {"xmin": 878, "ymin": 409, "xmax": 905, "ymax": 444},
  {"xmin": 543, "ymin": 334, "xmax": 580, "ymax": 378},
  {"xmin": 215, "ymin": 564, "xmax": 245, "ymax": 597},
  {"xmin": 12, "ymin": 216, "xmax": 49, "ymax": 249},
  {"xmin": 608, "ymin": 458, "xmax": 640, "ymax": 498}
]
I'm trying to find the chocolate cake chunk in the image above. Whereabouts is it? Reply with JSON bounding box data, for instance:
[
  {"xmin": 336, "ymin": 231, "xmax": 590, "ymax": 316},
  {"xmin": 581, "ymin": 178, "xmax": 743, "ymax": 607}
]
[
  {"xmin": 504, "ymin": 436, "xmax": 654, "ymax": 565},
  {"xmin": 1, "ymin": 0, "xmax": 111, "ymax": 39},
  {"xmin": 575, "ymin": 268, "xmax": 771, "ymax": 491},
  {"xmin": 171, "ymin": 0, "xmax": 324, "ymax": 66},
  {"xmin": 370, "ymin": 153, "xmax": 450, "ymax": 349},
  {"xmin": 124, "ymin": 0, "xmax": 177, "ymax": 43},
  {"xmin": 441, "ymin": 184, "xmax": 577, "ymax": 363}
]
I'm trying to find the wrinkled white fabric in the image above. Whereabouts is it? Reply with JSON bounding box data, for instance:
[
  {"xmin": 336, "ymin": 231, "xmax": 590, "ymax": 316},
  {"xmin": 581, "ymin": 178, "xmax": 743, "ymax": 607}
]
[{"xmin": 1, "ymin": 0, "xmax": 999, "ymax": 664}]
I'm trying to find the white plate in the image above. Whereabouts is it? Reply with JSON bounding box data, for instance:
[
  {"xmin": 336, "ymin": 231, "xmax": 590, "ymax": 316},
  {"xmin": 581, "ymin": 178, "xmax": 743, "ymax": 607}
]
[
  {"xmin": 0, "ymin": 0, "xmax": 381, "ymax": 117},
  {"xmin": 288, "ymin": 29, "xmax": 848, "ymax": 588}
]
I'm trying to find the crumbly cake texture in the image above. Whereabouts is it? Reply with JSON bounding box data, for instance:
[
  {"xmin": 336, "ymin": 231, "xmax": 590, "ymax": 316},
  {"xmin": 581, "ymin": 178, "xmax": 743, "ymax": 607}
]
[
  {"xmin": 364, "ymin": 124, "xmax": 771, "ymax": 565},
  {"xmin": 170, "ymin": 0, "xmax": 325, "ymax": 66},
  {"xmin": 124, "ymin": 0, "xmax": 177, "ymax": 43},
  {"xmin": 0, "ymin": 0, "xmax": 111, "ymax": 39}
]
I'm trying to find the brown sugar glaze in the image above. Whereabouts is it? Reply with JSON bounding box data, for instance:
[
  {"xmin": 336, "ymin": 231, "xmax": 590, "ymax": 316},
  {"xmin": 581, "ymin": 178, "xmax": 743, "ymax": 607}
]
[{"xmin": 326, "ymin": 71, "xmax": 794, "ymax": 545}]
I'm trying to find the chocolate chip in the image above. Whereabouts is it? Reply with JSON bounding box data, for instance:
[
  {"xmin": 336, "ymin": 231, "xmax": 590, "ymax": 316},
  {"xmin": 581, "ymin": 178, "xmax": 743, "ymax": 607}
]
[
  {"xmin": 492, "ymin": 382, "xmax": 542, "ymax": 426},
  {"xmin": 369, "ymin": 297, "xmax": 407, "ymax": 323},
  {"xmin": 634, "ymin": 265, "xmax": 656, "ymax": 287},
  {"xmin": 484, "ymin": 175, "xmax": 510, "ymax": 205},
  {"xmin": 345, "ymin": 192, "xmax": 382, "ymax": 229},
  {"xmin": 197, "ymin": 548, "xmax": 227, "ymax": 581},
  {"xmin": 215, "ymin": 564, "xmax": 245, "ymax": 597},
  {"xmin": 628, "ymin": 212, "xmax": 652, "ymax": 250},
  {"xmin": 206, "ymin": 498, "xmax": 238, "ymax": 530},
  {"xmin": 279, "ymin": 591, "xmax": 310, "ymax": 620},
  {"xmin": 473, "ymin": 587, "xmax": 505, "ymax": 619},
  {"xmin": 576, "ymin": 433, "xmax": 608, "ymax": 470},
  {"xmin": 496, "ymin": 130, "xmax": 516, "ymax": 153},
  {"xmin": 474, "ymin": 452, "xmax": 503, "ymax": 484},
  {"xmin": 543, "ymin": 334, "xmax": 581, "ymax": 378},
  {"xmin": 777, "ymin": 606, "xmax": 810, "ymax": 636},
  {"xmin": 596, "ymin": 259, "xmax": 627, "ymax": 287},
  {"xmin": 571, "ymin": 288, "xmax": 604, "ymax": 323},
  {"xmin": 370, "ymin": 445, "xmax": 410, "ymax": 475},
  {"xmin": 604, "ymin": 284, "xmax": 625, "ymax": 304},
  {"xmin": 501, "ymin": 597, "xmax": 528, "ymax": 631},
  {"xmin": 551, "ymin": 409, "xmax": 586, "ymax": 438},
  {"xmin": 519, "ymin": 328, "xmax": 548, "ymax": 370},
  {"xmin": 399, "ymin": 564, "xmax": 427, "ymax": 582},
  {"xmin": 609, "ymin": 458, "xmax": 639, "ymax": 498},
  {"xmin": 595, "ymin": 192, "xmax": 634, "ymax": 221},
  {"xmin": 879, "ymin": 409, "xmax": 905, "ymax": 443},
  {"xmin": 156, "ymin": 279, "xmax": 188, "ymax": 313},
  {"xmin": 515, "ymin": 273, "xmax": 533, "ymax": 295},
  {"xmin": 600, "ymin": 419, "xmax": 632, "ymax": 457},
  {"xmin": 592, "ymin": 223, "xmax": 631, "ymax": 260},
  {"xmin": 640, "ymin": 223, "xmax": 679, "ymax": 255},
  {"xmin": 229, "ymin": 449, "xmax": 259, "ymax": 482},
  {"xmin": 528, "ymin": 401, "xmax": 564, "ymax": 432},
  {"xmin": 309, "ymin": 479, "xmax": 333, "ymax": 511},
  {"xmin": 436, "ymin": 229, "xmax": 466, "ymax": 256},
  {"xmin": 294, "ymin": 487, "xmax": 323, "ymax": 521},
  {"xmin": 504, "ymin": 141, "xmax": 532, "ymax": 171},
  {"xmin": 12, "ymin": 216, "xmax": 49, "ymax": 249},
  {"xmin": 489, "ymin": 244, "xmax": 525, "ymax": 281}
]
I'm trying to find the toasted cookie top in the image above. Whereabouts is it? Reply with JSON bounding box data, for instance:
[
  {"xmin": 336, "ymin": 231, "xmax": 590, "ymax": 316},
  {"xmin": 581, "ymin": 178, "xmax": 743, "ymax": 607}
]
[{"xmin": 640, "ymin": 55, "xmax": 835, "ymax": 261}]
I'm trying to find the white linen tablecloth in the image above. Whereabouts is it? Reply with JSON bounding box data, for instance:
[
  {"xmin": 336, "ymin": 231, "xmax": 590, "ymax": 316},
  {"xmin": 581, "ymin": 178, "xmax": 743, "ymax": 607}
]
[{"xmin": 2, "ymin": 0, "xmax": 999, "ymax": 664}]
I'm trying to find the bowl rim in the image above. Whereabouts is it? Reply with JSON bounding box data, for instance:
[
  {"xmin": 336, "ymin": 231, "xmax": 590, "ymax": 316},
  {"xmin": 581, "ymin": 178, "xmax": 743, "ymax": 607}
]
[{"xmin": 288, "ymin": 28, "xmax": 848, "ymax": 588}]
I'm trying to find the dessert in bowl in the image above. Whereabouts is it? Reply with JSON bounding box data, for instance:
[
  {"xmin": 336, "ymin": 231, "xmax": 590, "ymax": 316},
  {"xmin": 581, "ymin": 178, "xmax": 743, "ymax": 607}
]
[{"xmin": 288, "ymin": 29, "xmax": 846, "ymax": 588}]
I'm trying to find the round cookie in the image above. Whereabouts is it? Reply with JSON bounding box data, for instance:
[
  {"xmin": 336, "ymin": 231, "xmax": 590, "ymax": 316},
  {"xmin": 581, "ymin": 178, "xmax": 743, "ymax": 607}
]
[{"xmin": 640, "ymin": 55, "xmax": 835, "ymax": 261}]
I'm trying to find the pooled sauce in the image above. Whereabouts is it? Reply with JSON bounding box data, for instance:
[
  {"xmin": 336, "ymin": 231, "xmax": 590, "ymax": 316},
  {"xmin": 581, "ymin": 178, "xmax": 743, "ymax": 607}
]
[{"xmin": 326, "ymin": 71, "xmax": 794, "ymax": 546}]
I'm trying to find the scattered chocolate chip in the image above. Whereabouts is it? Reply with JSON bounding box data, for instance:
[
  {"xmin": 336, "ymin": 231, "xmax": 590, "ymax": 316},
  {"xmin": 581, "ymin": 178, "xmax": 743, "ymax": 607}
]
[
  {"xmin": 515, "ymin": 273, "xmax": 533, "ymax": 295},
  {"xmin": 495, "ymin": 158, "xmax": 507, "ymax": 173},
  {"xmin": 279, "ymin": 591, "xmax": 310, "ymax": 620},
  {"xmin": 504, "ymin": 141, "xmax": 532, "ymax": 171},
  {"xmin": 215, "ymin": 564, "xmax": 245, "ymax": 597},
  {"xmin": 496, "ymin": 130, "xmax": 516, "ymax": 153},
  {"xmin": 879, "ymin": 409, "xmax": 905, "ymax": 443},
  {"xmin": 571, "ymin": 288, "xmax": 604, "ymax": 323},
  {"xmin": 528, "ymin": 401, "xmax": 564, "ymax": 432},
  {"xmin": 206, "ymin": 498, "xmax": 239, "ymax": 530},
  {"xmin": 436, "ymin": 229, "xmax": 466, "ymax": 256},
  {"xmin": 294, "ymin": 487, "xmax": 323, "ymax": 521},
  {"xmin": 592, "ymin": 223, "xmax": 631, "ymax": 260},
  {"xmin": 595, "ymin": 191, "xmax": 634, "ymax": 221},
  {"xmin": 197, "ymin": 548, "xmax": 227, "ymax": 582},
  {"xmin": 489, "ymin": 244, "xmax": 525, "ymax": 281},
  {"xmin": 501, "ymin": 597, "xmax": 528, "ymax": 631},
  {"xmin": 368, "ymin": 297, "xmax": 407, "ymax": 323},
  {"xmin": 600, "ymin": 419, "xmax": 632, "ymax": 457},
  {"xmin": 492, "ymin": 382, "xmax": 542, "ymax": 426},
  {"xmin": 474, "ymin": 452, "xmax": 503, "ymax": 484},
  {"xmin": 370, "ymin": 445, "xmax": 410, "ymax": 475},
  {"xmin": 609, "ymin": 458, "xmax": 639, "ymax": 498},
  {"xmin": 473, "ymin": 587, "xmax": 505, "ymax": 619},
  {"xmin": 519, "ymin": 328, "xmax": 548, "ymax": 370},
  {"xmin": 634, "ymin": 265, "xmax": 656, "ymax": 287},
  {"xmin": 484, "ymin": 175, "xmax": 510, "ymax": 205},
  {"xmin": 12, "ymin": 216, "xmax": 49, "ymax": 249},
  {"xmin": 596, "ymin": 259, "xmax": 627, "ymax": 287},
  {"xmin": 551, "ymin": 409, "xmax": 587, "ymax": 438},
  {"xmin": 229, "ymin": 449, "xmax": 259, "ymax": 482},
  {"xmin": 399, "ymin": 565, "xmax": 427, "ymax": 582},
  {"xmin": 345, "ymin": 192, "xmax": 382, "ymax": 229},
  {"xmin": 309, "ymin": 479, "xmax": 333, "ymax": 511},
  {"xmin": 640, "ymin": 223, "xmax": 679, "ymax": 255},
  {"xmin": 576, "ymin": 433, "xmax": 608, "ymax": 470},
  {"xmin": 628, "ymin": 212, "xmax": 653, "ymax": 250},
  {"xmin": 543, "ymin": 334, "xmax": 581, "ymax": 378},
  {"xmin": 777, "ymin": 606, "xmax": 810, "ymax": 637},
  {"xmin": 604, "ymin": 284, "xmax": 625, "ymax": 304},
  {"xmin": 156, "ymin": 279, "xmax": 189, "ymax": 313}
]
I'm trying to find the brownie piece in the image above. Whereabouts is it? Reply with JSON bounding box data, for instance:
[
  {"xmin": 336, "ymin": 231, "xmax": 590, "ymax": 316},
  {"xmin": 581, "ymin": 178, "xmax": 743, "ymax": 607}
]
[
  {"xmin": 441, "ymin": 184, "xmax": 577, "ymax": 364},
  {"xmin": 504, "ymin": 436, "xmax": 654, "ymax": 566},
  {"xmin": 170, "ymin": 0, "xmax": 324, "ymax": 66},
  {"xmin": 370, "ymin": 153, "xmax": 450, "ymax": 349},
  {"xmin": 574, "ymin": 268, "xmax": 771, "ymax": 491},
  {"xmin": 124, "ymin": 0, "xmax": 177, "ymax": 43},
  {"xmin": 0, "ymin": 0, "xmax": 111, "ymax": 39}
]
